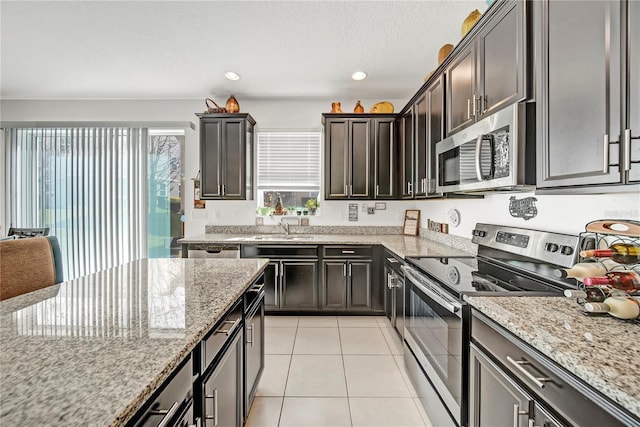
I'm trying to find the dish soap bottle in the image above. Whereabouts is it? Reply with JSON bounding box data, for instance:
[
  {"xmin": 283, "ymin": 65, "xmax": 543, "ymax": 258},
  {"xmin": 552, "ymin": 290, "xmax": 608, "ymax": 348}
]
[{"xmin": 274, "ymin": 193, "xmax": 284, "ymax": 215}]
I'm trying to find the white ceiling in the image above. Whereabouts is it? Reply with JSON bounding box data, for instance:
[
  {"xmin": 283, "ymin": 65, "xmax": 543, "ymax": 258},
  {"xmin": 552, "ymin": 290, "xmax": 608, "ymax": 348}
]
[{"xmin": 1, "ymin": 0, "xmax": 488, "ymax": 101}]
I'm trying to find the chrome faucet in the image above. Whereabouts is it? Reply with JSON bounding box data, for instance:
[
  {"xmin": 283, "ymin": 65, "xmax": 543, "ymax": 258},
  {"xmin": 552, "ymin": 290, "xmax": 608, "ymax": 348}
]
[{"xmin": 280, "ymin": 221, "xmax": 290, "ymax": 235}]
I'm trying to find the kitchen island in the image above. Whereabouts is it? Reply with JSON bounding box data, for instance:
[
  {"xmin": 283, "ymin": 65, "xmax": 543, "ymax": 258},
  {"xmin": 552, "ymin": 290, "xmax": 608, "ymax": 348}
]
[
  {"xmin": 0, "ymin": 257, "xmax": 268, "ymax": 426},
  {"xmin": 465, "ymin": 295, "xmax": 640, "ymax": 424}
]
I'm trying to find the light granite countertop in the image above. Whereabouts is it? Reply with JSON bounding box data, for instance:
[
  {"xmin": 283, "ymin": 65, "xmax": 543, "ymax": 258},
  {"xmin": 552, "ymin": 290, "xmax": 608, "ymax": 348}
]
[
  {"xmin": 0, "ymin": 258, "xmax": 268, "ymax": 426},
  {"xmin": 465, "ymin": 296, "xmax": 640, "ymax": 420},
  {"xmin": 180, "ymin": 232, "xmax": 475, "ymax": 259}
]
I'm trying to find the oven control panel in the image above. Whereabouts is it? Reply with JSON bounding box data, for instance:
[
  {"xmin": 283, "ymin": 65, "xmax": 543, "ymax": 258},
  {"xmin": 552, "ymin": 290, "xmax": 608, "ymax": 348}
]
[
  {"xmin": 472, "ymin": 223, "xmax": 580, "ymax": 268},
  {"xmin": 495, "ymin": 231, "xmax": 529, "ymax": 248}
]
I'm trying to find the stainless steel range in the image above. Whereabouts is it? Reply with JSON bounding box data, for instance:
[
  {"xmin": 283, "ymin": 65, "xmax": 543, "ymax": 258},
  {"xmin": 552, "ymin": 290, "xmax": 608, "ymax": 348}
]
[{"xmin": 402, "ymin": 223, "xmax": 580, "ymax": 427}]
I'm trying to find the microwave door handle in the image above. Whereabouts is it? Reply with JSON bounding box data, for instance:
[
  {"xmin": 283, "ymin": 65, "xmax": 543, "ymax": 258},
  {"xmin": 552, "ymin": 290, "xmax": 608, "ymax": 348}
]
[{"xmin": 475, "ymin": 134, "xmax": 484, "ymax": 181}]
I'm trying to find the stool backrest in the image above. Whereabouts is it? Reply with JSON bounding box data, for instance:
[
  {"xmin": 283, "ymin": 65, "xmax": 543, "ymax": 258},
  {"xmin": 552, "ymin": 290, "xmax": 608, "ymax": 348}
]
[{"xmin": 0, "ymin": 236, "xmax": 63, "ymax": 301}]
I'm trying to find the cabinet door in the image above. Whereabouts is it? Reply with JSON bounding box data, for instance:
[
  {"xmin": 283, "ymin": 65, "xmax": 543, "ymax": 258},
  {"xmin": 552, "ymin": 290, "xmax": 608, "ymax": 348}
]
[
  {"xmin": 469, "ymin": 344, "xmax": 534, "ymax": 427},
  {"xmin": 373, "ymin": 118, "xmax": 396, "ymax": 198},
  {"xmin": 325, "ymin": 119, "xmax": 349, "ymax": 199},
  {"xmin": 478, "ymin": 0, "xmax": 525, "ymax": 118},
  {"xmin": 244, "ymin": 121, "xmax": 254, "ymax": 199},
  {"xmin": 350, "ymin": 120, "xmax": 371, "ymax": 198},
  {"xmin": 400, "ymin": 108, "xmax": 414, "ymax": 198},
  {"xmin": 221, "ymin": 120, "xmax": 245, "ymax": 199},
  {"xmin": 200, "ymin": 120, "xmax": 223, "ymax": 198},
  {"xmin": 414, "ymin": 93, "xmax": 428, "ymax": 197},
  {"xmin": 628, "ymin": 0, "xmax": 640, "ymax": 182},
  {"xmin": 244, "ymin": 302, "xmax": 264, "ymax": 418},
  {"xmin": 427, "ymin": 76, "xmax": 445, "ymax": 195},
  {"xmin": 384, "ymin": 267, "xmax": 394, "ymax": 322},
  {"xmin": 536, "ymin": 0, "xmax": 622, "ymax": 188},
  {"xmin": 263, "ymin": 262, "xmax": 279, "ymax": 310},
  {"xmin": 323, "ymin": 261, "xmax": 347, "ymax": 309},
  {"xmin": 446, "ymin": 44, "xmax": 476, "ymax": 135},
  {"xmin": 348, "ymin": 260, "xmax": 372, "ymax": 310},
  {"xmin": 281, "ymin": 261, "xmax": 317, "ymax": 309},
  {"xmin": 202, "ymin": 331, "xmax": 242, "ymax": 427}
]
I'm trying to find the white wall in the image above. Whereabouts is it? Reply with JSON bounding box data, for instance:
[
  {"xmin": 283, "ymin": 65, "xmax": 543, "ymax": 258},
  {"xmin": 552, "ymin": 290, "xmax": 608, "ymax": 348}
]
[{"xmin": 2, "ymin": 99, "xmax": 638, "ymax": 239}]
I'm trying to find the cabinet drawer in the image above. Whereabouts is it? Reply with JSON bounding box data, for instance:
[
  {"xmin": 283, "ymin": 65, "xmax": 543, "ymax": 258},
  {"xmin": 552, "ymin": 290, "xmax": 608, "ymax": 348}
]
[
  {"xmin": 242, "ymin": 245, "xmax": 318, "ymax": 258},
  {"xmin": 202, "ymin": 300, "xmax": 243, "ymax": 372},
  {"xmin": 323, "ymin": 245, "xmax": 373, "ymax": 258},
  {"xmin": 134, "ymin": 356, "xmax": 193, "ymax": 427}
]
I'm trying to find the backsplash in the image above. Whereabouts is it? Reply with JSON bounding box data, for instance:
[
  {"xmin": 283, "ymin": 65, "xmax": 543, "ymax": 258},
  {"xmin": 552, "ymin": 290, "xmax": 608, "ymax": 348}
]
[{"xmin": 205, "ymin": 225, "xmax": 402, "ymax": 235}]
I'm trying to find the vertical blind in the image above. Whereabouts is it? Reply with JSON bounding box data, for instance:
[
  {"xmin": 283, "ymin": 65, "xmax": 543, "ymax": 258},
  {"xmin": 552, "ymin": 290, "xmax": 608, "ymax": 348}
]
[
  {"xmin": 4, "ymin": 127, "xmax": 148, "ymax": 280},
  {"xmin": 257, "ymin": 131, "xmax": 321, "ymax": 190}
]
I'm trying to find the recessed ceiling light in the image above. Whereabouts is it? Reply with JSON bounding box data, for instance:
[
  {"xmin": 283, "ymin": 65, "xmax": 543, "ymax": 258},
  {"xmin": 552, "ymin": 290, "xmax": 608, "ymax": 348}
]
[
  {"xmin": 352, "ymin": 71, "xmax": 367, "ymax": 81},
  {"xmin": 225, "ymin": 71, "xmax": 241, "ymax": 81}
]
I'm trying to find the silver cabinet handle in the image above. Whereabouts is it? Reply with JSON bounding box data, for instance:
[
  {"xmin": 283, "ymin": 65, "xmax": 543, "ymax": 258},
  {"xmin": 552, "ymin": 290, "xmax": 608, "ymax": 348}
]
[
  {"xmin": 407, "ymin": 181, "xmax": 413, "ymax": 195},
  {"xmin": 274, "ymin": 263, "xmax": 279, "ymax": 278},
  {"xmin": 513, "ymin": 404, "xmax": 530, "ymax": 427},
  {"xmin": 345, "ymin": 184, "xmax": 349, "ymax": 196},
  {"xmin": 349, "ymin": 184, "xmax": 353, "ymax": 196},
  {"xmin": 343, "ymin": 264, "xmax": 347, "ymax": 277},
  {"xmin": 216, "ymin": 318, "xmax": 241, "ymax": 336},
  {"xmin": 473, "ymin": 95, "xmax": 479, "ymax": 117},
  {"xmin": 376, "ymin": 184, "xmax": 380, "ymax": 196},
  {"xmin": 386, "ymin": 257, "xmax": 399, "ymax": 264},
  {"xmin": 151, "ymin": 401, "xmax": 180, "ymax": 427},
  {"xmin": 342, "ymin": 250, "xmax": 355, "ymax": 254},
  {"xmin": 348, "ymin": 263, "xmax": 352, "ymax": 277},
  {"xmin": 603, "ymin": 134, "xmax": 610, "ymax": 173},
  {"xmin": 205, "ymin": 389, "xmax": 219, "ymax": 426},
  {"xmin": 623, "ymin": 129, "xmax": 632, "ymax": 171},
  {"xmin": 507, "ymin": 356, "xmax": 552, "ymax": 389},
  {"xmin": 247, "ymin": 323, "xmax": 254, "ymax": 346},
  {"xmin": 467, "ymin": 98, "xmax": 473, "ymax": 120}
]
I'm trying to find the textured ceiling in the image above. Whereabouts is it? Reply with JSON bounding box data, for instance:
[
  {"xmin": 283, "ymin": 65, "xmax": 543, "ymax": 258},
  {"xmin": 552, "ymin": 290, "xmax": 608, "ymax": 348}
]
[{"xmin": 1, "ymin": 0, "xmax": 488, "ymax": 101}]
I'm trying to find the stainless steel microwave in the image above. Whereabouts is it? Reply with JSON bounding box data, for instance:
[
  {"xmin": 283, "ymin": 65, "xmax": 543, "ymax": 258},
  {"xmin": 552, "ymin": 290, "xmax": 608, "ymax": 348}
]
[{"xmin": 436, "ymin": 103, "xmax": 535, "ymax": 193}]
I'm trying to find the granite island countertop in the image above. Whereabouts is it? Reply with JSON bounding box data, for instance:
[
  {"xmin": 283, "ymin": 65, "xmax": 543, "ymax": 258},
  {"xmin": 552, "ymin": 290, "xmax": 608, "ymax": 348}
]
[
  {"xmin": 465, "ymin": 296, "xmax": 640, "ymax": 421},
  {"xmin": 0, "ymin": 257, "xmax": 268, "ymax": 426},
  {"xmin": 180, "ymin": 232, "xmax": 474, "ymax": 259}
]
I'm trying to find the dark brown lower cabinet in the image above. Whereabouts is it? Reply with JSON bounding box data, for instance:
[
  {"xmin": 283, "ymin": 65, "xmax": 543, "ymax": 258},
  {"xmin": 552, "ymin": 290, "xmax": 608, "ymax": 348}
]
[
  {"xmin": 323, "ymin": 260, "xmax": 372, "ymax": 311},
  {"xmin": 470, "ymin": 310, "xmax": 636, "ymax": 427},
  {"xmin": 201, "ymin": 329, "xmax": 243, "ymax": 427}
]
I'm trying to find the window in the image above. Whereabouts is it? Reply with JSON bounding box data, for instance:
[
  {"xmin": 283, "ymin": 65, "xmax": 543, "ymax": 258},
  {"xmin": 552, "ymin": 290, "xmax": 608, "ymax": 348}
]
[
  {"xmin": 4, "ymin": 126, "xmax": 185, "ymax": 280},
  {"xmin": 256, "ymin": 131, "xmax": 321, "ymax": 215},
  {"xmin": 148, "ymin": 129, "xmax": 185, "ymax": 258}
]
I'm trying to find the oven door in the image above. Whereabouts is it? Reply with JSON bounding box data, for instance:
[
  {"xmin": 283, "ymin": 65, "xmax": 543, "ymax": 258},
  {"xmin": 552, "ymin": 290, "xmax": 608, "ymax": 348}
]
[{"xmin": 403, "ymin": 265, "xmax": 464, "ymax": 426}]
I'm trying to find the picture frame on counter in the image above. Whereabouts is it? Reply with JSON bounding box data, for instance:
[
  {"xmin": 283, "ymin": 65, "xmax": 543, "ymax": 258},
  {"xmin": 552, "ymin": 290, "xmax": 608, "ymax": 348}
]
[{"xmin": 403, "ymin": 209, "xmax": 420, "ymax": 236}]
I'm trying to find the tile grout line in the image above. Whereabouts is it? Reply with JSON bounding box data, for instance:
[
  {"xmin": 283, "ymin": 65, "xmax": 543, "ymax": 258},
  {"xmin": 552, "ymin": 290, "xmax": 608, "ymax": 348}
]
[
  {"xmin": 337, "ymin": 321, "xmax": 355, "ymax": 427},
  {"xmin": 277, "ymin": 317, "xmax": 298, "ymax": 427}
]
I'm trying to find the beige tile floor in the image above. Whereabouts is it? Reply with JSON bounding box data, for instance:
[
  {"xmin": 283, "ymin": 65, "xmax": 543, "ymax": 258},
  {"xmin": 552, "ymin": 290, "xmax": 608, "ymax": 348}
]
[{"xmin": 245, "ymin": 315, "xmax": 434, "ymax": 427}]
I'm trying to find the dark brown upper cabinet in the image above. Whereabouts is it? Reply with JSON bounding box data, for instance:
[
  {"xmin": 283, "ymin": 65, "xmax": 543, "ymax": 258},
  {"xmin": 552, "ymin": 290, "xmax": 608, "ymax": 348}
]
[
  {"xmin": 534, "ymin": 0, "xmax": 640, "ymax": 191},
  {"xmin": 323, "ymin": 114, "xmax": 396, "ymax": 200},
  {"xmin": 197, "ymin": 113, "xmax": 255, "ymax": 200},
  {"xmin": 399, "ymin": 74, "xmax": 445, "ymax": 199},
  {"xmin": 446, "ymin": 0, "xmax": 526, "ymax": 136}
]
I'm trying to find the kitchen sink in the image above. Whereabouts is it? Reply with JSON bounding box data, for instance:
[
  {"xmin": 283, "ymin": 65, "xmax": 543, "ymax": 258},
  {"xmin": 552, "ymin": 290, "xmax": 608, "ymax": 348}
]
[{"xmin": 225, "ymin": 235, "xmax": 313, "ymax": 242}]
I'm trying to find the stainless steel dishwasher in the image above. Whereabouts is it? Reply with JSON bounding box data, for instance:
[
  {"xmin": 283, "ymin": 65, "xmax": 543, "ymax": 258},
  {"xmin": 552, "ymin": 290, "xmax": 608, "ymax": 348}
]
[{"xmin": 183, "ymin": 244, "xmax": 240, "ymax": 259}]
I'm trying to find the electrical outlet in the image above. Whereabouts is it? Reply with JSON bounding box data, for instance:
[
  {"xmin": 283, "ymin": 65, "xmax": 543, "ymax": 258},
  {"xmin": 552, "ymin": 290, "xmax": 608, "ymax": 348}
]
[
  {"xmin": 428, "ymin": 219, "xmax": 447, "ymax": 233},
  {"xmin": 367, "ymin": 207, "xmax": 375, "ymax": 215},
  {"xmin": 192, "ymin": 210, "xmax": 208, "ymax": 221}
]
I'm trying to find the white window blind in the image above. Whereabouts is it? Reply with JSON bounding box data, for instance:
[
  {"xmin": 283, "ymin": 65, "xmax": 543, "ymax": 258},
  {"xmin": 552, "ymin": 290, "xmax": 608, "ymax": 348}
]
[
  {"xmin": 257, "ymin": 131, "xmax": 321, "ymax": 190},
  {"xmin": 4, "ymin": 127, "xmax": 148, "ymax": 280}
]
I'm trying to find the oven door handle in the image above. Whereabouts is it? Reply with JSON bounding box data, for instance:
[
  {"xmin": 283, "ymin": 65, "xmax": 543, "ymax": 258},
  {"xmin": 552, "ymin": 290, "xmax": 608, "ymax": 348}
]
[{"xmin": 402, "ymin": 266, "xmax": 462, "ymax": 316}]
